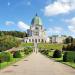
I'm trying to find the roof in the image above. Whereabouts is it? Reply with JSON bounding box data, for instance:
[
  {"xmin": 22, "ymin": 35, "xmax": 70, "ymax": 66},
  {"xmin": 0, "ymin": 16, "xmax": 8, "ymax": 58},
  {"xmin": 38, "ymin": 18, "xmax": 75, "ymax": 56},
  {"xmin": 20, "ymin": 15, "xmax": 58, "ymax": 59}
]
[{"xmin": 31, "ymin": 14, "xmax": 43, "ymax": 25}]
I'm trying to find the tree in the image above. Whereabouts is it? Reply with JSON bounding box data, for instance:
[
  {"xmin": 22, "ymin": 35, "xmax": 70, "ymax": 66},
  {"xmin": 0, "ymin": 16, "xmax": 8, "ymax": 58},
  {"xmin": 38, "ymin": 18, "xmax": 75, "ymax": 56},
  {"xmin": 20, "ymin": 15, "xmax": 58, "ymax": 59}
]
[
  {"xmin": 0, "ymin": 31, "xmax": 28, "ymax": 38},
  {"xmin": 64, "ymin": 36, "xmax": 73, "ymax": 44},
  {"xmin": 62, "ymin": 45, "xmax": 66, "ymax": 51},
  {"xmin": 0, "ymin": 35, "xmax": 21, "ymax": 52}
]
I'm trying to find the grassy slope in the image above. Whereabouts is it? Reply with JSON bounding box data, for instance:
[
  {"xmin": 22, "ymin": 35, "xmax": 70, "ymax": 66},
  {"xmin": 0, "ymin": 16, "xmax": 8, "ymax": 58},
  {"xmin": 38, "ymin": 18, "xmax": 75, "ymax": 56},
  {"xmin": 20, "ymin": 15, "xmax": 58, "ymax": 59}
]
[
  {"xmin": 38, "ymin": 43, "xmax": 64, "ymax": 50},
  {"xmin": 20, "ymin": 43, "xmax": 34, "ymax": 47}
]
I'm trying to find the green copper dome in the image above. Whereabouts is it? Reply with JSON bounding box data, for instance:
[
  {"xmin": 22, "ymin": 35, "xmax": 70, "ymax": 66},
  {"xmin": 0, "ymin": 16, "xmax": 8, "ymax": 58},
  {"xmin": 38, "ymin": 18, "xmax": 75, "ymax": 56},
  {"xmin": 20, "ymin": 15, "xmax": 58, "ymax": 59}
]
[{"xmin": 31, "ymin": 14, "xmax": 43, "ymax": 25}]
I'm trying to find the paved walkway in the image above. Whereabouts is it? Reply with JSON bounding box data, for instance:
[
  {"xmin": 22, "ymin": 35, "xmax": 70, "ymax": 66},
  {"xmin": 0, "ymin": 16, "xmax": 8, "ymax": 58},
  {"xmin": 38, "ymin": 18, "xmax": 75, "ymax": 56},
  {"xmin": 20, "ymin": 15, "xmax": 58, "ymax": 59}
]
[{"xmin": 0, "ymin": 52, "xmax": 75, "ymax": 75}]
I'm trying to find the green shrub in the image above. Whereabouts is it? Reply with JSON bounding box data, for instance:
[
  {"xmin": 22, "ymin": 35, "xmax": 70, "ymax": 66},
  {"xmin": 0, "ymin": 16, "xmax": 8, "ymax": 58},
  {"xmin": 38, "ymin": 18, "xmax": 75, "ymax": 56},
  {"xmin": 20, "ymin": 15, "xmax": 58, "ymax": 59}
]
[
  {"xmin": 39, "ymin": 49, "xmax": 51, "ymax": 57},
  {"xmin": 0, "ymin": 52, "xmax": 12, "ymax": 63},
  {"xmin": 0, "ymin": 52, "xmax": 4, "ymax": 63},
  {"xmin": 63, "ymin": 51, "xmax": 75, "ymax": 62},
  {"xmin": 24, "ymin": 49, "xmax": 29, "ymax": 55},
  {"xmin": 24, "ymin": 47, "xmax": 32, "ymax": 55},
  {"xmin": 74, "ymin": 59, "xmax": 75, "ymax": 63},
  {"xmin": 63, "ymin": 52, "xmax": 68, "ymax": 62},
  {"xmin": 4, "ymin": 52, "xmax": 13, "ymax": 62},
  {"xmin": 13, "ymin": 51, "xmax": 22, "ymax": 58},
  {"xmin": 53, "ymin": 50, "xmax": 62, "ymax": 58}
]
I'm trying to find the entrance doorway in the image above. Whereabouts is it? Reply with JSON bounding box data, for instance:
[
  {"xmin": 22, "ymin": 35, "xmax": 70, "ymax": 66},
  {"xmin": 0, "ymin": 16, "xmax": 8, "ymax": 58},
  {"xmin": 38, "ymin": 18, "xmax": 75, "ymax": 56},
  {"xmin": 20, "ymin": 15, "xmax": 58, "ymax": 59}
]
[{"xmin": 35, "ymin": 39, "xmax": 37, "ymax": 43}]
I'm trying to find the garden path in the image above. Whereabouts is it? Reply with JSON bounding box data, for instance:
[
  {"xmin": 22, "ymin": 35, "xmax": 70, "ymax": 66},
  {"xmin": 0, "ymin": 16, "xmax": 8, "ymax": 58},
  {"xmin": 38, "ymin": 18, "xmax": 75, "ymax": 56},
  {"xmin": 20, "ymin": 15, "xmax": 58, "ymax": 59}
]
[{"xmin": 0, "ymin": 52, "xmax": 75, "ymax": 75}]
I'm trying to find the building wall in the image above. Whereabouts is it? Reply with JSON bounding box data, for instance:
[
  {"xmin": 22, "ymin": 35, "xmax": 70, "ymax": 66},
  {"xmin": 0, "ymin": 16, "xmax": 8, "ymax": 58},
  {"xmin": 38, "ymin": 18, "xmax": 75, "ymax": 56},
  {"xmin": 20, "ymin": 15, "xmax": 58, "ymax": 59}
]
[
  {"xmin": 50, "ymin": 36, "xmax": 67, "ymax": 44},
  {"xmin": 24, "ymin": 36, "xmax": 46, "ymax": 43}
]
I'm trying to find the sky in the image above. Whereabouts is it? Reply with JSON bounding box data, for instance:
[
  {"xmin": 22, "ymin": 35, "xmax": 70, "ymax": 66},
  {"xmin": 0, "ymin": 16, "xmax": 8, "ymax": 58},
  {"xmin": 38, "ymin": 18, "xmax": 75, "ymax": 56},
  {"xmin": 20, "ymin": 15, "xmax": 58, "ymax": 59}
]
[{"xmin": 0, "ymin": 0, "xmax": 75, "ymax": 37}]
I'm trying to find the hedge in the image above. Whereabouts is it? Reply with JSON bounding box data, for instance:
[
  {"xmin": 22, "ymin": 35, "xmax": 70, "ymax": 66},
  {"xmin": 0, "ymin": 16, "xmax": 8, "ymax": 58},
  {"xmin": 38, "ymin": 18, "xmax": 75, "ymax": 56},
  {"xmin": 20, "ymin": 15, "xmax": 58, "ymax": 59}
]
[{"xmin": 63, "ymin": 51, "xmax": 75, "ymax": 62}]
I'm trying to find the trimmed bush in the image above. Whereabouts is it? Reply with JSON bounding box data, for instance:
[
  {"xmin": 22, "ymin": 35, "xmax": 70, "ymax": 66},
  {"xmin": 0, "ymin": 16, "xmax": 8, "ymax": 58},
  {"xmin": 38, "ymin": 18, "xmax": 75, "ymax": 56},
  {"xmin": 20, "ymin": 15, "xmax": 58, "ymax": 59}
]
[
  {"xmin": 63, "ymin": 52, "xmax": 68, "ymax": 62},
  {"xmin": 39, "ymin": 49, "xmax": 51, "ymax": 57},
  {"xmin": 13, "ymin": 51, "xmax": 22, "ymax": 58},
  {"xmin": 63, "ymin": 51, "xmax": 75, "ymax": 62},
  {"xmin": 53, "ymin": 50, "xmax": 62, "ymax": 58}
]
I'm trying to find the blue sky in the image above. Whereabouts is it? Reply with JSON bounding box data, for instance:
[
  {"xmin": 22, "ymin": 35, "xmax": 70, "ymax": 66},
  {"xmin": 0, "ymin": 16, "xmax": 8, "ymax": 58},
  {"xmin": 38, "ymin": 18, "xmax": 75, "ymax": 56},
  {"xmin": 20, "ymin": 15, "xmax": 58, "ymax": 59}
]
[{"xmin": 0, "ymin": 0, "xmax": 75, "ymax": 37}]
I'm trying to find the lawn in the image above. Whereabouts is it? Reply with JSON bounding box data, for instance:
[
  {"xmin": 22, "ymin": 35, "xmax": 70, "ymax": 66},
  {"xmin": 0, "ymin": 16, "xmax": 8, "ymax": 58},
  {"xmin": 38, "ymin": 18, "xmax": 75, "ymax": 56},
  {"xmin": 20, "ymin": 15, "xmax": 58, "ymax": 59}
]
[
  {"xmin": 0, "ymin": 58, "xmax": 20, "ymax": 69},
  {"xmin": 47, "ymin": 51, "xmax": 75, "ymax": 68},
  {"xmin": 38, "ymin": 43, "xmax": 64, "ymax": 50},
  {"xmin": 63, "ymin": 62, "xmax": 75, "ymax": 68},
  {"xmin": 20, "ymin": 43, "xmax": 34, "ymax": 47}
]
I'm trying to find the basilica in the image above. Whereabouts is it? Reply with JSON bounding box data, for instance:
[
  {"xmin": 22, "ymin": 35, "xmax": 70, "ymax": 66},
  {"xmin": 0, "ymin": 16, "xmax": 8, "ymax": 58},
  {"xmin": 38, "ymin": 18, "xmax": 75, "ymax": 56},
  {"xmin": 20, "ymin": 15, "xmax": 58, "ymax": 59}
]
[{"xmin": 24, "ymin": 14, "xmax": 49, "ymax": 43}]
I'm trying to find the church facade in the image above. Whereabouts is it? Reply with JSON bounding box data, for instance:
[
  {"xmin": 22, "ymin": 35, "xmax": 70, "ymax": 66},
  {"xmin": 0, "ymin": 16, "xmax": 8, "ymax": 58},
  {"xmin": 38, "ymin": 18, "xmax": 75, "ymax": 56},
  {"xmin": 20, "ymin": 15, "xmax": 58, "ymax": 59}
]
[{"xmin": 24, "ymin": 14, "xmax": 49, "ymax": 43}]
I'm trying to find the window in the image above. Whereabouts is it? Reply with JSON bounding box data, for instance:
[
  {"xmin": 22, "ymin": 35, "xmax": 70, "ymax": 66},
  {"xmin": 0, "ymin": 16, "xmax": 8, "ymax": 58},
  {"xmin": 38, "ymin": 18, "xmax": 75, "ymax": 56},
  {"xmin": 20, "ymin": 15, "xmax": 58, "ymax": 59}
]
[
  {"xmin": 35, "ymin": 32, "xmax": 39, "ymax": 36},
  {"xmin": 35, "ymin": 27, "xmax": 38, "ymax": 30}
]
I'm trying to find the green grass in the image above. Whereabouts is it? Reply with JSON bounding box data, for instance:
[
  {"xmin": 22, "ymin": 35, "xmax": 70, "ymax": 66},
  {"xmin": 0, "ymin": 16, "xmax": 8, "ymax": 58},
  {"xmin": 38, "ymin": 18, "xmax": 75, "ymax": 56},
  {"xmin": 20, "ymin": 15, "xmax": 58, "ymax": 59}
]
[
  {"xmin": 48, "ymin": 51, "xmax": 54, "ymax": 57},
  {"xmin": 54, "ymin": 56, "xmax": 63, "ymax": 62},
  {"xmin": 0, "ymin": 58, "xmax": 21, "ymax": 69},
  {"xmin": 20, "ymin": 43, "xmax": 34, "ymax": 47},
  {"xmin": 38, "ymin": 43, "xmax": 64, "ymax": 50},
  {"xmin": 47, "ymin": 51, "xmax": 75, "ymax": 68},
  {"xmin": 63, "ymin": 62, "xmax": 75, "ymax": 68}
]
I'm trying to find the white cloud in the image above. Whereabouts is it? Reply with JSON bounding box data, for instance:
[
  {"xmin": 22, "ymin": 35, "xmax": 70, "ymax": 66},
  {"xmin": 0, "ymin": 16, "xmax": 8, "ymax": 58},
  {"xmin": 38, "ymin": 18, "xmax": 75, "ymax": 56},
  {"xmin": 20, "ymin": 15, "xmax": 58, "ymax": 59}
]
[
  {"xmin": 18, "ymin": 21, "xmax": 30, "ymax": 31},
  {"xmin": 66, "ymin": 17, "xmax": 75, "ymax": 25},
  {"xmin": 5, "ymin": 21, "xmax": 14, "ymax": 26},
  {"xmin": 46, "ymin": 27, "xmax": 63, "ymax": 36},
  {"xmin": 57, "ymin": 0, "xmax": 71, "ymax": 3},
  {"xmin": 68, "ymin": 26, "xmax": 75, "ymax": 32},
  {"xmin": 44, "ymin": 0, "xmax": 75, "ymax": 16},
  {"xmin": 66, "ymin": 17, "xmax": 75, "ymax": 32}
]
